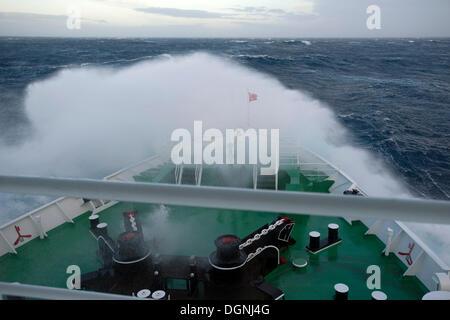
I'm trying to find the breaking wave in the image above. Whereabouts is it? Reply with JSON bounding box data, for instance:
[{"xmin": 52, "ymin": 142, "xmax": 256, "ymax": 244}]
[{"xmin": 0, "ymin": 52, "xmax": 408, "ymax": 195}]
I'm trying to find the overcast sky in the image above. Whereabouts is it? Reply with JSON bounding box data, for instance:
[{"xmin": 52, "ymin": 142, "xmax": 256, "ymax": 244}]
[{"xmin": 0, "ymin": 0, "xmax": 449, "ymax": 37}]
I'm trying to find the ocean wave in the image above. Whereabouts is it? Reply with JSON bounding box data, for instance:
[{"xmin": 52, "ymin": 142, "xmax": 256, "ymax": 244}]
[
  {"xmin": 231, "ymin": 54, "xmax": 292, "ymax": 62},
  {"xmin": 102, "ymin": 55, "xmax": 154, "ymax": 65},
  {"xmin": 425, "ymin": 170, "xmax": 450, "ymax": 199},
  {"xmin": 234, "ymin": 54, "xmax": 270, "ymax": 58},
  {"xmin": 78, "ymin": 55, "xmax": 157, "ymax": 68},
  {"xmin": 338, "ymin": 113, "xmax": 354, "ymax": 119},
  {"xmin": 158, "ymin": 53, "xmax": 173, "ymax": 59}
]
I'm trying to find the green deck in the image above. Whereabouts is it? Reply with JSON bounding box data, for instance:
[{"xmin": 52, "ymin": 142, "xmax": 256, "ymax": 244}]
[{"xmin": 0, "ymin": 164, "xmax": 427, "ymax": 299}]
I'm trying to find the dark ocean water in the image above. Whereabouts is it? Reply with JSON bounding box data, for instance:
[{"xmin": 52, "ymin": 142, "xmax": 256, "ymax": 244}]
[{"xmin": 0, "ymin": 37, "xmax": 449, "ymax": 202}]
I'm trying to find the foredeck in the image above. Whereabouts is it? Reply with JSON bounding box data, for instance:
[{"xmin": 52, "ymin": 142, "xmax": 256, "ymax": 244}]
[{"xmin": 0, "ymin": 162, "xmax": 427, "ymax": 300}]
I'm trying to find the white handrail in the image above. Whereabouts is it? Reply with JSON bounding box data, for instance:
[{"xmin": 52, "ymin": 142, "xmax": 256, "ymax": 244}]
[
  {"xmin": 0, "ymin": 282, "xmax": 142, "ymax": 300},
  {"xmin": 0, "ymin": 175, "xmax": 449, "ymax": 225}
]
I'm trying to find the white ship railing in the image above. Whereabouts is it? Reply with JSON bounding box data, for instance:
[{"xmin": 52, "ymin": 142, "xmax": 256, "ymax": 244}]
[
  {"xmin": 283, "ymin": 144, "xmax": 450, "ymax": 291},
  {"xmin": 0, "ymin": 282, "xmax": 141, "ymax": 300},
  {"xmin": 0, "ymin": 152, "xmax": 168, "ymax": 256},
  {"xmin": 0, "ymin": 176, "xmax": 448, "ymax": 225},
  {"xmin": 0, "ymin": 141, "xmax": 449, "ymax": 293},
  {"xmin": 361, "ymin": 218, "xmax": 450, "ymax": 290}
]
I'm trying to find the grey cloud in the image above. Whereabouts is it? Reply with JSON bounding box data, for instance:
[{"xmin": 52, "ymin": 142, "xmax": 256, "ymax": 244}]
[
  {"xmin": 85, "ymin": 18, "xmax": 108, "ymax": 24},
  {"xmin": 135, "ymin": 7, "xmax": 224, "ymax": 19},
  {"xmin": 267, "ymin": 9, "xmax": 287, "ymax": 14},
  {"xmin": 1, "ymin": 0, "xmax": 449, "ymax": 38},
  {"xmin": 0, "ymin": 11, "xmax": 66, "ymax": 21},
  {"xmin": 0, "ymin": 12, "xmax": 107, "ymax": 24},
  {"xmin": 228, "ymin": 6, "xmax": 268, "ymax": 13},
  {"xmin": 227, "ymin": 6, "xmax": 311, "ymax": 20}
]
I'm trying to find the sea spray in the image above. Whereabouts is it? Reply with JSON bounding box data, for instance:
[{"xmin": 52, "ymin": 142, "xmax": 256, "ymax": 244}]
[
  {"xmin": 0, "ymin": 53, "xmax": 408, "ymax": 197},
  {"xmin": 147, "ymin": 204, "xmax": 170, "ymax": 252}
]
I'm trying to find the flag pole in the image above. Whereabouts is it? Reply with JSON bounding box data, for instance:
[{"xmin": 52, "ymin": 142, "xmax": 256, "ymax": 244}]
[{"xmin": 246, "ymin": 89, "xmax": 250, "ymax": 129}]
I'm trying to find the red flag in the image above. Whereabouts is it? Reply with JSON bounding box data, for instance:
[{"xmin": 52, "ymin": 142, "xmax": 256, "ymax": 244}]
[{"xmin": 248, "ymin": 92, "xmax": 258, "ymax": 102}]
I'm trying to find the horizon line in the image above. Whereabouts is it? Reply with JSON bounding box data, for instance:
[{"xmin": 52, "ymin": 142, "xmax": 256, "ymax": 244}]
[{"xmin": 1, "ymin": 35, "xmax": 450, "ymax": 39}]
